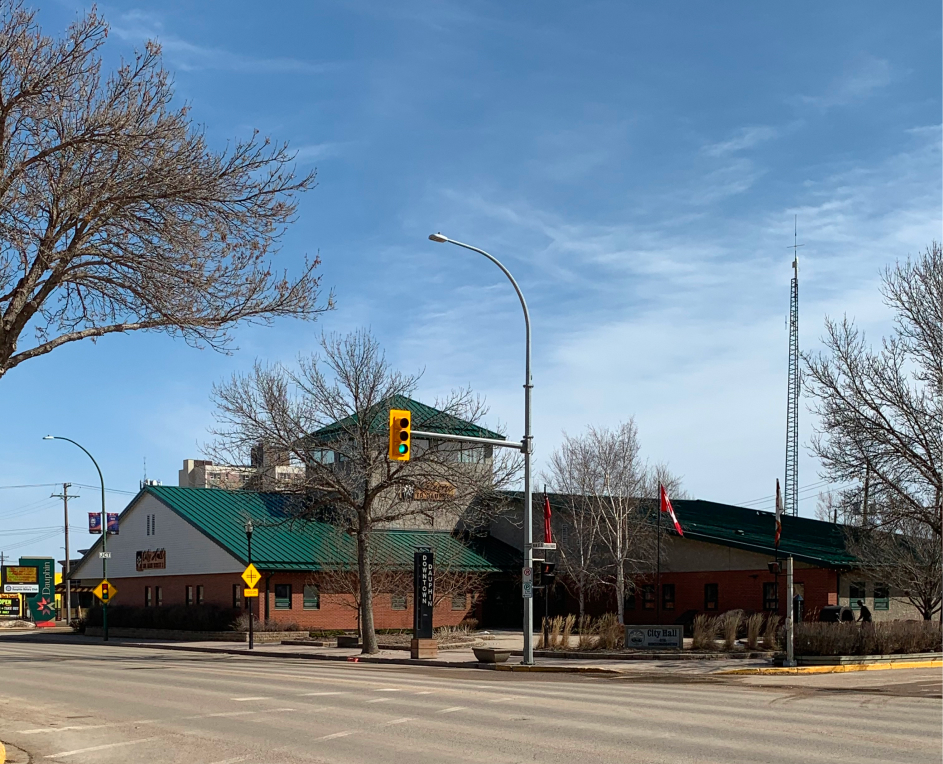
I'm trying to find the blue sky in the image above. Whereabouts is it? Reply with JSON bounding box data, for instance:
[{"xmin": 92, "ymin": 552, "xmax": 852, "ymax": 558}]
[{"xmin": 1, "ymin": 1, "xmax": 940, "ymax": 563}]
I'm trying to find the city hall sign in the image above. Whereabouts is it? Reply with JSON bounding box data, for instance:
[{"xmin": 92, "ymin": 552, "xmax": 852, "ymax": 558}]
[{"xmin": 136, "ymin": 549, "xmax": 166, "ymax": 571}]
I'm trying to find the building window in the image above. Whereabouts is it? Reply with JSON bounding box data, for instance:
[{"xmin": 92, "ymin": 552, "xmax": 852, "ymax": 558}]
[
  {"xmin": 763, "ymin": 582, "xmax": 779, "ymax": 611},
  {"xmin": 144, "ymin": 586, "xmax": 152, "ymax": 607},
  {"xmin": 303, "ymin": 584, "xmax": 320, "ymax": 610},
  {"xmin": 451, "ymin": 593, "xmax": 467, "ymax": 611},
  {"xmin": 704, "ymin": 583, "xmax": 718, "ymax": 611},
  {"xmin": 186, "ymin": 585, "xmax": 194, "ymax": 606},
  {"xmin": 849, "ymin": 581, "xmax": 866, "ymax": 608},
  {"xmin": 391, "ymin": 593, "xmax": 407, "ymax": 611},
  {"xmin": 625, "ymin": 591, "xmax": 636, "ymax": 611},
  {"xmin": 662, "ymin": 583, "xmax": 675, "ymax": 611},
  {"xmin": 641, "ymin": 584, "xmax": 655, "ymax": 610},
  {"xmin": 233, "ymin": 584, "xmax": 242, "ymax": 609},
  {"xmin": 274, "ymin": 584, "xmax": 292, "ymax": 610},
  {"xmin": 155, "ymin": 586, "xmax": 163, "ymax": 606},
  {"xmin": 873, "ymin": 584, "xmax": 889, "ymax": 611},
  {"xmin": 196, "ymin": 585, "xmax": 204, "ymax": 605}
]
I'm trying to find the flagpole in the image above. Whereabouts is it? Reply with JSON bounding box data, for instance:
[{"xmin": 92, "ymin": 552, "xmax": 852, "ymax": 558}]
[{"xmin": 656, "ymin": 486, "xmax": 662, "ymax": 626}]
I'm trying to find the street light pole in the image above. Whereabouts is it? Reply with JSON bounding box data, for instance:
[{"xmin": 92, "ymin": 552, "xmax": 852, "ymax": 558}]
[
  {"xmin": 428, "ymin": 233, "xmax": 535, "ymax": 665},
  {"xmin": 44, "ymin": 436, "xmax": 108, "ymax": 641}
]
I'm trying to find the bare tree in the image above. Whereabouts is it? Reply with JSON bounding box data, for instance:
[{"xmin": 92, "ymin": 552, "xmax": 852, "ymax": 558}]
[
  {"xmin": 0, "ymin": 3, "xmax": 328, "ymax": 380},
  {"xmin": 546, "ymin": 421, "xmax": 684, "ymax": 624},
  {"xmin": 803, "ymin": 243, "xmax": 942, "ymax": 539},
  {"xmin": 845, "ymin": 515, "xmax": 942, "ymax": 621},
  {"xmin": 209, "ymin": 329, "xmax": 519, "ymax": 653}
]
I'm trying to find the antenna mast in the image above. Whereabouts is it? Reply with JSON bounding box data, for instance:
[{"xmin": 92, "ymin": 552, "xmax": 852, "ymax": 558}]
[{"xmin": 785, "ymin": 216, "xmax": 803, "ymax": 517}]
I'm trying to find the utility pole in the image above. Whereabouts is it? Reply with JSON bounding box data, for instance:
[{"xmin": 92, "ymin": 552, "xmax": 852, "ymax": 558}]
[
  {"xmin": 51, "ymin": 484, "xmax": 77, "ymax": 625},
  {"xmin": 784, "ymin": 555, "xmax": 796, "ymax": 667}
]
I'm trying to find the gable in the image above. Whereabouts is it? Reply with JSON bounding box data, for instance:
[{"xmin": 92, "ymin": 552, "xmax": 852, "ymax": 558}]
[{"xmin": 70, "ymin": 492, "xmax": 244, "ymax": 581}]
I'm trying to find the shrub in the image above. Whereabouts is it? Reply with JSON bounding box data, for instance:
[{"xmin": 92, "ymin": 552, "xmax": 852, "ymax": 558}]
[
  {"xmin": 549, "ymin": 615, "xmax": 563, "ymax": 649},
  {"xmin": 231, "ymin": 613, "xmax": 302, "ymax": 632},
  {"xmin": 596, "ymin": 613, "xmax": 622, "ymax": 650},
  {"xmin": 85, "ymin": 604, "xmax": 239, "ymax": 632},
  {"xmin": 794, "ymin": 621, "xmax": 942, "ymax": 656},
  {"xmin": 577, "ymin": 615, "xmax": 596, "ymax": 651},
  {"xmin": 691, "ymin": 614, "xmax": 717, "ymax": 650},
  {"xmin": 561, "ymin": 614, "xmax": 576, "ymax": 650},
  {"xmin": 69, "ymin": 616, "xmax": 87, "ymax": 634},
  {"xmin": 745, "ymin": 613, "xmax": 764, "ymax": 650},
  {"xmin": 762, "ymin": 615, "xmax": 781, "ymax": 650},
  {"xmin": 719, "ymin": 610, "xmax": 743, "ymax": 651}
]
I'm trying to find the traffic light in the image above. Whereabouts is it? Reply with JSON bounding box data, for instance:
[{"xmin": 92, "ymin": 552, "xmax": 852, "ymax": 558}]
[
  {"xmin": 101, "ymin": 582, "xmax": 110, "ymax": 602},
  {"xmin": 389, "ymin": 409, "xmax": 411, "ymax": 461},
  {"xmin": 534, "ymin": 561, "xmax": 556, "ymax": 588}
]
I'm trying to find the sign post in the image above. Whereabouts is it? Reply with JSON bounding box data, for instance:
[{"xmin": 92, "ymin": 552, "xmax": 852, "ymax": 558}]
[{"xmin": 411, "ymin": 549, "xmax": 436, "ymax": 658}]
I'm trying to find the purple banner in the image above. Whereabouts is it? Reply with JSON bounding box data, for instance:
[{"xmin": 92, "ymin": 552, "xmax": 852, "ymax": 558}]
[
  {"xmin": 88, "ymin": 512, "xmax": 102, "ymax": 534},
  {"xmin": 106, "ymin": 513, "xmax": 119, "ymax": 534}
]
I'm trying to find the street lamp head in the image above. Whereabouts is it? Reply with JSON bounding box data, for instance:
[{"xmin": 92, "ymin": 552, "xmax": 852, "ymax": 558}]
[
  {"xmin": 428, "ymin": 232, "xmax": 448, "ymax": 243},
  {"xmin": 43, "ymin": 435, "xmax": 55, "ymax": 440},
  {"xmin": 245, "ymin": 518, "xmax": 253, "ymax": 535}
]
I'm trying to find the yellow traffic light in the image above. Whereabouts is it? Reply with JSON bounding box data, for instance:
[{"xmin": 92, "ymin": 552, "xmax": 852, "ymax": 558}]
[{"xmin": 389, "ymin": 409, "xmax": 411, "ymax": 461}]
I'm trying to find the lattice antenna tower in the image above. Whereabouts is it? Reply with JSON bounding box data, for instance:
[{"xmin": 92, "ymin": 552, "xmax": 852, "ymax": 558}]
[{"xmin": 785, "ymin": 216, "xmax": 802, "ymax": 516}]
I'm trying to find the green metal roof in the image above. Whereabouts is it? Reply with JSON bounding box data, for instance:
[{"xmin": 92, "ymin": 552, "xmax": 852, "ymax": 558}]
[
  {"xmin": 306, "ymin": 394, "xmax": 505, "ymax": 445},
  {"xmin": 140, "ymin": 485, "xmax": 506, "ymax": 573},
  {"xmin": 518, "ymin": 492, "xmax": 857, "ymax": 568}
]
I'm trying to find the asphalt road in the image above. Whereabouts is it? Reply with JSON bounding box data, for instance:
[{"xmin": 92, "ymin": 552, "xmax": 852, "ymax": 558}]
[{"xmin": 0, "ymin": 640, "xmax": 939, "ymax": 764}]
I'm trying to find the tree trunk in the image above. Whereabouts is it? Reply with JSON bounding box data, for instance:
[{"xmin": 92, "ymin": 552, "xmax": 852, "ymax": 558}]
[
  {"xmin": 616, "ymin": 564, "xmax": 625, "ymax": 625},
  {"xmin": 578, "ymin": 586, "xmax": 585, "ymax": 620},
  {"xmin": 357, "ymin": 522, "xmax": 378, "ymax": 654}
]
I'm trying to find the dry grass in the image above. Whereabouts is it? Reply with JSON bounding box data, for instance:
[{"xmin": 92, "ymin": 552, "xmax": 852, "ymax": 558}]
[
  {"xmin": 596, "ymin": 613, "xmax": 623, "ymax": 650},
  {"xmin": 561, "ymin": 614, "xmax": 576, "ymax": 650},
  {"xmin": 745, "ymin": 613, "xmax": 764, "ymax": 650},
  {"xmin": 692, "ymin": 614, "xmax": 717, "ymax": 650},
  {"xmin": 794, "ymin": 621, "xmax": 942, "ymax": 656},
  {"xmin": 720, "ymin": 610, "xmax": 743, "ymax": 651},
  {"xmin": 577, "ymin": 615, "xmax": 596, "ymax": 650},
  {"xmin": 762, "ymin": 614, "xmax": 781, "ymax": 650},
  {"xmin": 549, "ymin": 616, "xmax": 563, "ymax": 649}
]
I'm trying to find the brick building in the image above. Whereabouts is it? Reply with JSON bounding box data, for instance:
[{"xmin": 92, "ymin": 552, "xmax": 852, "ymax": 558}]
[{"xmin": 68, "ymin": 485, "xmax": 518, "ymax": 630}]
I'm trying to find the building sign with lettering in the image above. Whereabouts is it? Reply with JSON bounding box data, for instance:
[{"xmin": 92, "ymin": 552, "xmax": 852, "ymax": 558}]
[
  {"xmin": 19, "ymin": 557, "xmax": 56, "ymax": 626},
  {"xmin": 624, "ymin": 625, "xmax": 683, "ymax": 649},
  {"xmin": 413, "ymin": 549, "xmax": 435, "ymax": 640},
  {"xmin": 1, "ymin": 565, "xmax": 39, "ymax": 594},
  {"xmin": 136, "ymin": 549, "xmax": 167, "ymax": 571},
  {"xmin": 0, "ymin": 595, "xmax": 21, "ymax": 618},
  {"xmin": 411, "ymin": 482, "xmax": 457, "ymax": 501}
]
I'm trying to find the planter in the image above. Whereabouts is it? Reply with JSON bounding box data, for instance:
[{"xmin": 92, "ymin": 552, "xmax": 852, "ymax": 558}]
[
  {"xmin": 336, "ymin": 635, "xmax": 360, "ymax": 648},
  {"xmin": 473, "ymin": 647, "xmax": 511, "ymax": 664}
]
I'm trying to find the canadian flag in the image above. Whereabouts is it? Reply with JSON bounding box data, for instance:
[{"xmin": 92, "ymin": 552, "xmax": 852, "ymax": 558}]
[
  {"xmin": 775, "ymin": 479, "xmax": 783, "ymax": 549},
  {"xmin": 660, "ymin": 485, "xmax": 683, "ymax": 536},
  {"xmin": 543, "ymin": 494, "xmax": 553, "ymax": 544}
]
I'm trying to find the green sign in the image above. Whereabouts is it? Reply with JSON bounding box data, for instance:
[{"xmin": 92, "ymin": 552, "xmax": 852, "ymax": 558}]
[{"xmin": 19, "ymin": 557, "xmax": 56, "ymax": 624}]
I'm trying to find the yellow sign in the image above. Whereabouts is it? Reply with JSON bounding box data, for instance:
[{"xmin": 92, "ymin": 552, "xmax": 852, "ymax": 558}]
[
  {"xmin": 243, "ymin": 588, "xmax": 259, "ymax": 598},
  {"xmin": 241, "ymin": 564, "xmax": 261, "ymax": 588},
  {"xmin": 93, "ymin": 579, "xmax": 117, "ymax": 603}
]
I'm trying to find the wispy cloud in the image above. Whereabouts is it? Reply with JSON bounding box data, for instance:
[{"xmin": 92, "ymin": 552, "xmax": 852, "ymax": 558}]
[
  {"xmin": 703, "ymin": 126, "xmax": 778, "ymax": 157},
  {"xmin": 111, "ymin": 10, "xmax": 333, "ymax": 74},
  {"xmin": 794, "ymin": 56, "xmax": 891, "ymax": 109}
]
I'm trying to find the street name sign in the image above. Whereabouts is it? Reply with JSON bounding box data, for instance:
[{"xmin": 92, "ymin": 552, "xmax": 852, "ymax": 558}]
[
  {"xmin": 242, "ymin": 564, "xmax": 261, "ymax": 589},
  {"xmin": 99, "ymin": 552, "xmax": 111, "ymax": 558},
  {"xmin": 243, "ymin": 588, "xmax": 259, "ymax": 598}
]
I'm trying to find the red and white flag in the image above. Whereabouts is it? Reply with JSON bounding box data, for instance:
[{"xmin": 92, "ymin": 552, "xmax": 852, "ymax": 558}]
[
  {"xmin": 660, "ymin": 485, "xmax": 683, "ymax": 536},
  {"xmin": 774, "ymin": 479, "xmax": 783, "ymax": 548},
  {"xmin": 543, "ymin": 494, "xmax": 553, "ymax": 544}
]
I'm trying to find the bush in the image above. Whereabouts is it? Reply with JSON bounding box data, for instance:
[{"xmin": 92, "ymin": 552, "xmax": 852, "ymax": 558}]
[
  {"xmin": 561, "ymin": 614, "xmax": 576, "ymax": 650},
  {"xmin": 745, "ymin": 613, "xmax": 764, "ymax": 650},
  {"xmin": 794, "ymin": 621, "xmax": 942, "ymax": 656},
  {"xmin": 596, "ymin": 613, "xmax": 622, "ymax": 650},
  {"xmin": 577, "ymin": 615, "xmax": 596, "ymax": 650},
  {"xmin": 230, "ymin": 613, "xmax": 300, "ymax": 632},
  {"xmin": 85, "ymin": 604, "xmax": 240, "ymax": 632},
  {"xmin": 720, "ymin": 610, "xmax": 743, "ymax": 651},
  {"xmin": 691, "ymin": 614, "xmax": 717, "ymax": 650},
  {"xmin": 762, "ymin": 615, "xmax": 781, "ymax": 650},
  {"xmin": 69, "ymin": 616, "xmax": 87, "ymax": 634}
]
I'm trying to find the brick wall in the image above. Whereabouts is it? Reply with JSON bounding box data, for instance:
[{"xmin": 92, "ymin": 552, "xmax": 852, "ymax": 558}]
[{"xmin": 110, "ymin": 571, "xmax": 477, "ymax": 630}]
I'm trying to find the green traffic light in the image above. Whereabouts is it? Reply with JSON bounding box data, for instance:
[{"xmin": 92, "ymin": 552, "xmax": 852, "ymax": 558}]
[{"xmin": 398, "ymin": 444, "xmax": 408, "ymax": 455}]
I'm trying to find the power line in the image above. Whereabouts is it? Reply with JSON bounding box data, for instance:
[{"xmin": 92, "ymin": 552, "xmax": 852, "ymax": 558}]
[{"xmin": 73, "ymin": 483, "xmax": 136, "ymax": 496}]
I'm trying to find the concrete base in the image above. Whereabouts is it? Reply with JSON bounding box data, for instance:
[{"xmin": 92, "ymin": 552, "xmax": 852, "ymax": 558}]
[{"xmin": 411, "ymin": 638, "xmax": 437, "ymax": 659}]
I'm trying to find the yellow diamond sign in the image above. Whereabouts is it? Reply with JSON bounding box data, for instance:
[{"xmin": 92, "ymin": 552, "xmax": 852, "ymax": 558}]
[
  {"xmin": 241, "ymin": 564, "xmax": 261, "ymax": 589},
  {"xmin": 93, "ymin": 579, "xmax": 117, "ymax": 603}
]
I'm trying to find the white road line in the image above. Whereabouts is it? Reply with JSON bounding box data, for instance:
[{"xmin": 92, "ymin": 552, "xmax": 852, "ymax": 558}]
[
  {"xmin": 365, "ymin": 698, "xmax": 390, "ymax": 703},
  {"xmin": 414, "ymin": 690, "xmax": 435, "ymax": 695},
  {"xmin": 231, "ymin": 696, "xmax": 270, "ymax": 701},
  {"xmin": 436, "ymin": 706, "xmax": 466, "ymax": 714},
  {"xmin": 300, "ymin": 691, "xmax": 345, "ymax": 696},
  {"xmin": 374, "ymin": 688, "xmax": 402, "ymax": 692},
  {"xmin": 318, "ymin": 731, "xmax": 352, "ymax": 740},
  {"xmin": 385, "ymin": 718, "xmax": 413, "ymax": 725},
  {"xmin": 20, "ymin": 724, "xmax": 111, "ymax": 735},
  {"xmin": 488, "ymin": 697, "xmax": 519, "ymax": 703},
  {"xmin": 45, "ymin": 737, "xmax": 159, "ymax": 758},
  {"xmin": 206, "ymin": 757, "xmax": 250, "ymax": 764}
]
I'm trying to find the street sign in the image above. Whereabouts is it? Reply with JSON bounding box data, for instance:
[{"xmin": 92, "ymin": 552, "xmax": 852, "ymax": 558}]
[
  {"xmin": 99, "ymin": 552, "xmax": 111, "ymax": 559},
  {"xmin": 243, "ymin": 588, "xmax": 259, "ymax": 598},
  {"xmin": 530, "ymin": 542, "xmax": 557, "ymax": 551},
  {"xmin": 413, "ymin": 549, "xmax": 435, "ymax": 639},
  {"xmin": 522, "ymin": 566, "xmax": 533, "ymax": 598},
  {"xmin": 241, "ymin": 564, "xmax": 261, "ymax": 589},
  {"xmin": 93, "ymin": 580, "xmax": 117, "ymax": 603}
]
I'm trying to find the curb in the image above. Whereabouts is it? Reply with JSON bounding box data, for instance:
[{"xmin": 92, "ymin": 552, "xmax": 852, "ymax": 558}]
[{"xmin": 718, "ymin": 659, "xmax": 943, "ymax": 675}]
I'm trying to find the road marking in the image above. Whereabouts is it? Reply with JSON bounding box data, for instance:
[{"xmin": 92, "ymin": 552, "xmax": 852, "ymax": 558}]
[
  {"xmin": 488, "ymin": 697, "xmax": 519, "ymax": 703},
  {"xmin": 20, "ymin": 724, "xmax": 111, "ymax": 735},
  {"xmin": 206, "ymin": 757, "xmax": 250, "ymax": 764},
  {"xmin": 385, "ymin": 718, "xmax": 413, "ymax": 725},
  {"xmin": 375, "ymin": 688, "xmax": 402, "ymax": 692},
  {"xmin": 231, "ymin": 696, "xmax": 270, "ymax": 701},
  {"xmin": 365, "ymin": 698, "xmax": 390, "ymax": 703},
  {"xmin": 415, "ymin": 690, "xmax": 434, "ymax": 695},
  {"xmin": 318, "ymin": 731, "xmax": 352, "ymax": 740},
  {"xmin": 45, "ymin": 737, "xmax": 159, "ymax": 758},
  {"xmin": 437, "ymin": 706, "xmax": 466, "ymax": 714},
  {"xmin": 300, "ymin": 691, "xmax": 345, "ymax": 696}
]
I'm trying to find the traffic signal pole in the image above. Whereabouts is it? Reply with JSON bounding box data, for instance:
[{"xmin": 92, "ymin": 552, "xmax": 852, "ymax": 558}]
[{"xmin": 427, "ymin": 233, "xmax": 535, "ymax": 665}]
